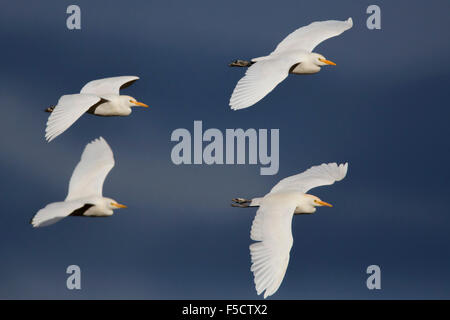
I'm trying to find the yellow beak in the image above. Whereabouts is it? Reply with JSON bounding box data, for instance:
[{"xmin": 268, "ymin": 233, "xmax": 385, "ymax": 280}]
[
  {"xmin": 112, "ymin": 203, "xmax": 127, "ymax": 209},
  {"xmin": 132, "ymin": 100, "xmax": 149, "ymax": 108},
  {"xmin": 319, "ymin": 58, "xmax": 336, "ymax": 66},
  {"xmin": 317, "ymin": 200, "xmax": 333, "ymax": 207}
]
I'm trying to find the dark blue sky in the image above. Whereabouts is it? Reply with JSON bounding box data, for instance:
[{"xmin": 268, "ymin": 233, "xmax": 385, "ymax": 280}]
[{"xmin": 1, "ymin": 0, "xmax": 450, "ymax": 299}]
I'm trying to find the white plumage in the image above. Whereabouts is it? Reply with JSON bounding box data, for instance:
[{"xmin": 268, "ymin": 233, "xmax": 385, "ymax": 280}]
[
  {"xmin": 45, "ymin": 76, "xmax": 149, "ymax": 142},
  {"xmin": 230, "ymin": 18, "xmax": 353, "ymax": 110},
  {"xmin": 232, "ymin": 162, "xmax": 348, "ymax": 298},
  {"xmin": 31, "ymin": 137, "xmax": 127, "ymax": 227},
  {"xmin": 230, "ymin": 59, "xmax": 292, "ymax": 111},
  {"xmin": 270, "ymin": 162, "xmax": 349, "ymax": 194},
  {"xmin": 250, "ymin": 200, "xmax": 296, "ymax": 298},
  {"xmin": 65, "ymin": 136, "xmax": 114, "ymax": 201}
]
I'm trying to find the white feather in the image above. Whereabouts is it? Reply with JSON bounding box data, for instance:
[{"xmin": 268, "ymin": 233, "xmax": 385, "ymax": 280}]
[
  {"xmin": 270, "ymin": 162, "xmax": 348, "ymax": 194},
  {"xmin": 249, "ymin": 200, "xmax": 296, "ymax": 299},
  {"xmin": 271, "ymin": 18, "xmax": 353, "ymax": 55},
  {"xmin": 31, "ymin": 201, "xmax": 86, "ymax": 227},
  {"xmin": 80, "ymin": 76, "xmax": 139, "ymax": 96},
  {"xmin": 66, "ymin": 137, "xmax": 115, "ymax": 201},
  {"xmin": 45, "ymin": 94, "xmax": 100, "ymax": 142},
  {"xmin": 229, "ymin": 58, "xmax": 294, "ymax": 110}
]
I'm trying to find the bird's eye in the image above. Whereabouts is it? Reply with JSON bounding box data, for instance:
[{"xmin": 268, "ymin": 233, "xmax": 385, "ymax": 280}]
[{"xmin": 129, "ymin": 100, "xmax": 133, "ymax": 103}]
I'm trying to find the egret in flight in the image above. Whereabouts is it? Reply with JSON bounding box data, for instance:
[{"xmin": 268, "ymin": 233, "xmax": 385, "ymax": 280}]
[
  {"xmin": 229, "ymin": 18, "xmax": 353, "ymax": 110},
  {"xmin": 232, "ymin": 162, "xmax": 348, "ymax": 298},
  {"xmin": 31, "ymin": 137, "xmax": 126, "ymax": 227},
  {"xmin": 45, "ymin": 76, "xmax": 149, "ymax": 142}
]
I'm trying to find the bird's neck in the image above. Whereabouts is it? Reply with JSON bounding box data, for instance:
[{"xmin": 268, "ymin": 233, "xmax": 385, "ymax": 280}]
[
  {"xmin": 294, "ymin": 194, "xmax": 316, "ymax": 214},
  {"xmin": 290, "ymin": 59, "xmax": 321, "ymax": 74}
]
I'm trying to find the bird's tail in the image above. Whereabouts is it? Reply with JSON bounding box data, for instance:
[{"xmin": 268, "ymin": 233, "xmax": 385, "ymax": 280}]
[
  {"xmin": 45, "ymin": 106, "xmax": 55, "ymax": 113},
  {"xmin": 231, "ymin": 197, "xmax": 262, "ymax": 208},
  {"xmin": 229, "ymin": 59, "xmax": 254, "ymax": 67}
]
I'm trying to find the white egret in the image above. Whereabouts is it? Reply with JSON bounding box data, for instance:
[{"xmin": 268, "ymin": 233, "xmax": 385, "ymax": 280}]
[
  {"xmin": 229, "ymin": 18, "xmax": 353, "ymax": 110},
  {"xmin": 31, "ymin": 137, "xmax": 126, "ymax": 227},
  {"xmin": 232, "ymin": 162, "xmax": 348, "ymax": 298},
  {"xmin": 45, "ymin": 76, "xmax": 149, "ymax": 142}
]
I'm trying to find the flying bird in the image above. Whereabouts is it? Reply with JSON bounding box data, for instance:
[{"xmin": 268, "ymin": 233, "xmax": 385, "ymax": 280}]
[
  {"xmin": 229, "ymin": 18, "xmax": 353, "ymax": 110},
  {"xmin": 232, "ymin": 162, "xmax": 348, "ymax": 298},
  {"xmin": 31, "ymin": 137, "xmax": 126, "ymax": 227},
  {"xmin": 45, "ymin": 76, "xmax": 149, "ymax": 142}
]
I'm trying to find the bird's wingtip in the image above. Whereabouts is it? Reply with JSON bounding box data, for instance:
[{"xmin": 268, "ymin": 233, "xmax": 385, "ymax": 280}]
[
  {"xmin": 230, "ymin": 104, "xmax": 247, "ymax": 111},
  {"xmin": 340, "ymin": 162, "xmax": 349, "ymax": 178},
  {"xmin": 30, "ymin": 218, "xmax": 38, "ymax": 228},
  {"xmin": 89, "ymin": 136, "xmax": 104, "ymax": 145}
]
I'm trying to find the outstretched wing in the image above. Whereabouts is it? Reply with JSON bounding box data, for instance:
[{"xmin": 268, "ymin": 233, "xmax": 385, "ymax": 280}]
[
  {"xmin": 270, "ymin": 162, "xmax": 348, "ymax": 194},
  {"xmin": 80, "ymin": 76, "xmax": 139, "ymax": 96},
  {"xmin": 249, "ymin": 199, "xmax": 297, "ymax": 299},
  {"xmin": 31, "ymin": 200, "xmax": 86, "ymax": 227},
  {"xmin": 45, "ymin": 94, "xmax": 101, "ymax": 142},
  {"xmin": 229, "ymin": 58, "xmax": 294, "ymax": 110},
  {"xmin": 65, "ymin": 137, "xmax": 115, "ymax": 201},
  {"xmin": 270, "ymin": 18, "xmax": 353, "ymax": 55}
]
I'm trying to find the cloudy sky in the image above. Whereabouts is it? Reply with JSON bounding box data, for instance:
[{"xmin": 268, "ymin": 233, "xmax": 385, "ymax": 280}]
[{"xmin": 1, "ymin": 0, "xmax": 450, "ymax": 299}]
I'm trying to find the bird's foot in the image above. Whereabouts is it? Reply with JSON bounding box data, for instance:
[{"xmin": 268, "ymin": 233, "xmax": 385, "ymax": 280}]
[
  {"xmin": 45, "ymin": 106, "xmax": 55, "ymax": 113},
  {"xmin": 229, "ymin": 59, "xmax": 253, "ymax": 67},
  {"xmin": 231, "ymin": 198, "xmax": 251, "ymax": 208}
]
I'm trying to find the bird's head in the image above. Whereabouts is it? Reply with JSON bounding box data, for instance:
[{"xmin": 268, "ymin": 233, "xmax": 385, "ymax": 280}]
[
  {"xmin": 105, "ymin": 198, "xmax": 127, "ymax": 211},
  {"xmin": 123, "ymin": 95, "xmax": 149, "ymax": 108},
  {"xmin": 312, "ymin": 53, "xmax": 336, "ymax": 67},
  {"xmin": 306, "ymin": 194, "xmax": 333, "ymax": 208}
]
